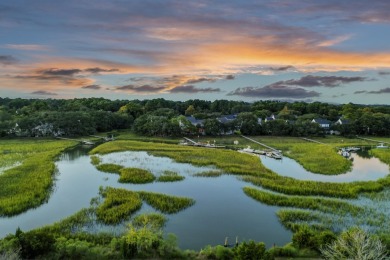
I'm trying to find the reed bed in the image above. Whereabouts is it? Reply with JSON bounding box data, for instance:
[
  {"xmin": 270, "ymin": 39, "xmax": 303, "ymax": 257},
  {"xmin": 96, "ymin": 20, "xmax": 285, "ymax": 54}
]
[
  {"xmin": 96, "ymin": 187, "xmax": 142, "ymax": 224},
  {"xmin": 0, "ymin": 140, "xmax": 77, "ymax": 216},
  {"xmin": 92, "ymin": 140, "xmax": 390, "ymax": 198},
  {"xmin": 137, "ymin": 191, "xmax": 195, "ymax": 214},
  {"xmin": 243, "ymin": 187, "xmax": 362, "ymax": 215},
  {"xmin": 243, "ymin": 175, "xmax": 385, "ymax": 198},
  {"xmin": 252, "ymin": 137, "xmax": 352, "ymax": 175},
  {"xmin": 96, "ymin": 163, "xmax": 123, "ymax": 174},
  {"xmin": 91, "ymin": 140, "xmax": 273, "ymax": 177},
  {"xmin": 370, "ymin": 149, "xmax": 390, "ymax": 165},
  {"xmin": 90, "ymin": 155, "xmax": 101, "ymax": 166},
  {"xmin": 193, "ymin": 170, "xmax": 223, "ymax": 177},
  {"xmin": 157, "ymin": 170, "xmax": 184, "ymax": 182},
  {"xmin": 132, "ymin": 213, "xmax": 167, "ymax": 229},
  {"xmin": 119, "ymin": 168, "xmax": 156, "ymax": 183}
]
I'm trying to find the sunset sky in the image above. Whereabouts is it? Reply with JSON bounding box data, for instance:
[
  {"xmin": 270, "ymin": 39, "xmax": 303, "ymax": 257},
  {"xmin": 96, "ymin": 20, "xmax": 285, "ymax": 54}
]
[{"xmin": 1, "ymin": 0, "xmax": 390, "ymax": 104}]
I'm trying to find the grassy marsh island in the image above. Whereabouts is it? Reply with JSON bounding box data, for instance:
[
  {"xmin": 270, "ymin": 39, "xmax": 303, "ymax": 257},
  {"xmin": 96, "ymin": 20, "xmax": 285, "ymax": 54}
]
[{"xmin": 0, "ymin": 139, "xmax": 77, "ymax": 216}]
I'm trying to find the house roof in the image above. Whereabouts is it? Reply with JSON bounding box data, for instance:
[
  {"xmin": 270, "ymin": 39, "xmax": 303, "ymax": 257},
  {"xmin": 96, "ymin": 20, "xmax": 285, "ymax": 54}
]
[
  {"xmin": 337, "ymin": 118, "xmax": 350, "ymax": 124},
  {"xmin": 312, "ymin": 118, "xmax": 331, "ymax": 124},
  {"xmin": 217, "ymin": 114, "xmax": 237, "ymax": 124},
  {"xmin": 186, "ymin": 116, "xmax": 204, "ymax": 126}
]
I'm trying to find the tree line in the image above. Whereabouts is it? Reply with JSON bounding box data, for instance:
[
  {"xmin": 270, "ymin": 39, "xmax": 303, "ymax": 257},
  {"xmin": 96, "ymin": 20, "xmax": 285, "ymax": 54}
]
[{"xmin": 0, "ymin": 97, "xmax": 389, "ymax": 137}]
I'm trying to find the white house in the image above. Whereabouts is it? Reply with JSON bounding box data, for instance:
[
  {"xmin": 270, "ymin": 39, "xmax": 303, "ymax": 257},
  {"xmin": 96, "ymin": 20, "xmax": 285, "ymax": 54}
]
[{"xmin": 312, "ymin": 118, "xmax": 331, "ymax": 128}]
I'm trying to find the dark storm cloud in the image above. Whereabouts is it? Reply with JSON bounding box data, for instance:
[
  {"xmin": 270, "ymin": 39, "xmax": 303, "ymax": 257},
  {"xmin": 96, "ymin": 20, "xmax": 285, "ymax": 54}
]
[
  {"xmin": 39, "ymin": 68, "xmax": 82, "ymax": 76},
  {"xmin": 84, "ymin": 67, "xmax": 119, "ymax": 74},
  {"xmin": 269, "ymin": 65, "xmax": 295, "ymax": 71},
  {"xmin": 272, "ymin": 75, "xmax": 367, "ymax": 87},
  {"xmin": 0, "ymin": 55, "xmax": 18, "ymax": 65},
  {"xmin": 367, "ymin": 87, "xmax": 390, "ymax": 94},
  {"xmin": 39, "ymin": 67, "xmax": 119, "ymax": 76},
  {"xmin": 225, "ymin": 74, "xmax": 235, "ymax": 80},
  {"xmin": 31, "ymin": 90, "xmax": 57, "ymax": 96},
  {"xmin": 228, "ymin": 85, "xmax": 320, "ymax": 99},
  {"xmin": 185, "ymin": 77, "xmax": 217, "ymax": 84},
  {"xmin": 169, "ymin": 85, "xmax": 221, "ymax": 93},
  {"xmin": 354, "ymin": 87, "xmax": 390, "ymax": 94},
  {"xmin": 115, "ymin": 84, "xmax": 166, "ymax": 92},
  {"xmin": 354, "ymin": 90, "xmax": 367, "ymax": 94},
  {"xmin": 82, "ymin": 84, "xmax": 101, "ymax": 90}
]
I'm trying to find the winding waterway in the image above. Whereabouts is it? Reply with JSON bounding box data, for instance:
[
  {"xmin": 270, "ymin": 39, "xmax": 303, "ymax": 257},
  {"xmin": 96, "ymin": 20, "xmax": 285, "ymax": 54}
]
[{"xmin": 0, "ymin": 145, "xmax": 388, "ymax": 250}]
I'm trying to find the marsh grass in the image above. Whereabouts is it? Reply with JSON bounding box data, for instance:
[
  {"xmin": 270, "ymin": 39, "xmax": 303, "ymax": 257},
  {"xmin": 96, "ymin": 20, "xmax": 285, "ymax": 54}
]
[
  {"xmin": 92, "ymin": 140, "xmax": 390, "ymax": 198},
  {"xmin": 0, "ymin": 139, "xmax": 77, "ymax": 216},
  {"xmin": 243, "ymin": 187, "xmax": 362, "ymax": 215},
  {"xmin": 243, "ymin": 175, "xmax": 385, "ymax": 198},
  {"xmin": 370, "ymin": 149, "xmax": 390, "ymax": 165},
  {"xmin": 119, "ymin": 168, "xmax": 156, "ymax": 183},
  {"xmin": 96, "ymin": 163, "xmax": 123, "ymax": 174},
  {"xmin": 96, "ymin": 187, "xmax": 142, "ymax": 224},
  {"xmin": 90, "ymin": 155, "xmax": 101, "ymax": 166},
  {"xmin": 193, "ymin": 170, "xmax": 223, "ymax": 177},
  {"xmin": 138, "ymin": 191, "xmax": 195, "ymax": 214},
  {"xmin": 252, "ymin": 137, "xmax": 352, "ymax": 175},
  {"xmin": 91, "ymin": 140, "xmax": 273, "ymax": 177},
  {"xmin": 157, "ymin": 170, "xmax": 184, "ymax": 182},
  {"xmin": 132, "ymin": 213, "xmax": 167, "ymax": 229}
]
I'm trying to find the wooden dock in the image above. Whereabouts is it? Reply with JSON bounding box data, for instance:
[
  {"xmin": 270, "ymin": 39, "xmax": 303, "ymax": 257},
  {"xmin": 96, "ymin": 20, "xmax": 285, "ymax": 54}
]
[
  {"xmin": 56, "ymin": 137, "xmax": 95, "ymax": 145},
  {"xmin": 181, "ymin": 137, "xmax": 225, "ymax": 148},
  {"xmin": 356, "ymin": 136, "xmax": 390, "ymax": 145},
  {"xmin": 300, "ymin": 137, "xmax": 330, "ymax": 146},
  {"xmin": 241, "ymin": 135, "xmax": 281, "ymax": 153}
]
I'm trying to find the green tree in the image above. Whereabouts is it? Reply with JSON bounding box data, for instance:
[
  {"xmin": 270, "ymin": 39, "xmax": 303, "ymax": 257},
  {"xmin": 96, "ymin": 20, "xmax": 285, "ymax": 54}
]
[
  {"xmin": 185, "ymin": 105, "xmax": 196, "ymax": 116},
  {"xmin": 235, "ymin": 240, "xmax": 266, "ymax": 260},
  {"xmin": 320, "ymin": 228, "xmax": 388, "ymax": 260}
]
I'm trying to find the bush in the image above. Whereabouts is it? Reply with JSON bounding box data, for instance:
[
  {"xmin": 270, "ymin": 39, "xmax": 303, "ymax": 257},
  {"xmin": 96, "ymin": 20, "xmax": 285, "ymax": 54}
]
[
  {"xmin": 119, "ymin": 168, "xmax": 155, "ymax": 184},
  {"xmin": 234, "ymin": 240, "xmax": 266, "ymax": 260},
  {"xmin": 320, "ymin": 228, "xmax": 388, "ymax": 260},
  {"xmin": 292, "ymin": 226, "xmax": 316, "ymax": 249}
]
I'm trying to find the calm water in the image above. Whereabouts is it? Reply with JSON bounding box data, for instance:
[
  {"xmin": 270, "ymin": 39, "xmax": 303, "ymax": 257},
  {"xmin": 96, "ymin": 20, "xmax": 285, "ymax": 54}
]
[
  {"xmin": 0, "ymin": 146, "xmax": 291, "ymax": 250},
  {"xmin": 260, "ymin": 148, "xmax": 389, "ymax": 182}
]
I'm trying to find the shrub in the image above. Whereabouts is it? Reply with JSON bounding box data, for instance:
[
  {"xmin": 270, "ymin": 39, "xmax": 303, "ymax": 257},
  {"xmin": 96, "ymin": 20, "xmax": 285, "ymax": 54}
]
[
  {"xmin": 119, "ymin": 168, "xmax": 155, "ymax": 184},
  {"xmin": 320, "ymin": 228, "xmax": 388, "ymax": 260},
  {"xmin": 96, "ymin": 163, "xmax": 123, "ymax": 174}
]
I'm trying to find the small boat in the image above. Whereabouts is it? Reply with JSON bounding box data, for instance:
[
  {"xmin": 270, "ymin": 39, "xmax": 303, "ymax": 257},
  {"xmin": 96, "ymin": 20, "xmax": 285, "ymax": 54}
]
[
  {"xmin": 341, "ymin": 150, "xmax": 350, "ymax": 158},
  {"xmin": 239, "ymin": 146, "xmax": 254, "ymax": 153},
  {"xmin": 377, "ymin": 143, "xmax": 389, "ymax": 149},
  {"xmin": 346, "ymin": 147, "xmax": 360, "ymax": 152},
  {"xmin": 82, "ymin": 140, "xmax": 95, "ymax": 145},
  {"xmin": 253, "ymin": 150, "xmax": 266, "ymax": 155},
  {"xmin": 271, "ymin": 152, "xmax": 282, "ymax": 159}
]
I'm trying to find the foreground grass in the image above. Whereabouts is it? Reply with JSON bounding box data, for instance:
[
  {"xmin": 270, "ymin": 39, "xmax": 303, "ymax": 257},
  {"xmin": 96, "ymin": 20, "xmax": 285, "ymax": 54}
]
[{"xmin": 0, "ymin": 139, "xmax": 77, "ymax": 216}]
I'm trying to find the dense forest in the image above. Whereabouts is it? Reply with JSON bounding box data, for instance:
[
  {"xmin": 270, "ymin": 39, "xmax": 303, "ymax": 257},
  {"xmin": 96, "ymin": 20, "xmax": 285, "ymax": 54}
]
[{"xmin": 1, "ymin": 97, "xmax": 389, "ymax": 137}]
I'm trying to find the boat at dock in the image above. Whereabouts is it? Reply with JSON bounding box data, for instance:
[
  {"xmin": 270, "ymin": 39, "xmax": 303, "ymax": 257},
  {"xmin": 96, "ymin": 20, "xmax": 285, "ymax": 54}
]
[
  {"xmin": 265, "ymin": 151, "xmax": 282, "ymax": 159},
  {"xmin": 377, "ymin": 143, "xmax": 389, "ymax": 149}
]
